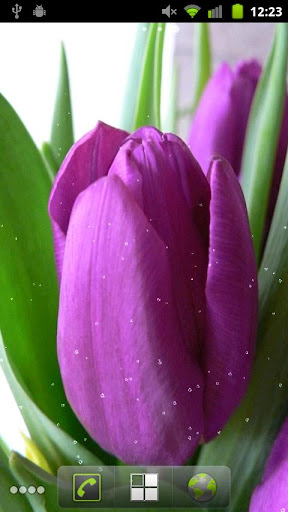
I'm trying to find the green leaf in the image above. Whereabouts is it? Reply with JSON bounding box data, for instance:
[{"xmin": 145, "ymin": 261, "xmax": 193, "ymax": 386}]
[
  {"xmin": 241, "ymin": 23, "xmax": 288, "ymax": 263},
  {"xmin": 41, "ymin": 142, "xmax": 58, "ymax": 180},
  {"xmin": 0, "ymin": 332, "xmax": 105, "ymax": 475},
  {"xmin": 133, "ymin": 24, "xmax": 165, "ymax": 130},
  {"xmin": 192, "ymin": 23, "xmax": 211, "ymax": 110},
  {"xmin": 198, "ymin": 148, "xmax": 288, "ymax": 512},
  {"xmin": 0, "ymin": 443, "xmax": 32, "ymax": 512},
  {"xmin": 0, "ymin": 465, "xmax": 32, "ymax": 512},
  {"xmin": 50, "ymin": 43, "xmax": 74, "ymax": 170},
  {"xmin": 0, "ymin": 437, "xmax": 10, "ymax": 462},
  {"xmin": 153, "ymin": 23, "xmax": 165, "ymax": 130},
  {"xmin": 259, "ymin": 150, "xmax": 288, "ymax": 319},
  {"xmin": 0, "ymin": 92, "xmax": 59, "ymax": 418},
  {"xmin": 120, "ymin": 24, "xmax": 149, "ymax": 132},
  {"xmin": 0, "ymin": 95, "xmax": 116, "ymax": 464}
]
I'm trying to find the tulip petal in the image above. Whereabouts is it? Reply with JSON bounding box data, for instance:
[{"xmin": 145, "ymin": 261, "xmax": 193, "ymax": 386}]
[
  {"xmin": 249, "ymin": 419, "xmax": 288, "ymax": 511},
  {"xmin": 109, "ymin": 127, "xmax": 211, "ymax": 351},
  {"xmin": 48, "ymin": 121, "xmax": 128, "ymax": 279},
  {"xmin": 58, "ymin": 174, "xmax": 204, "ymax": 464},
  {"xmin": 188, "ymin": 60, "xmax": 261, "ymax": 176},
  {"xmin": 203, "ymin": 157, "xmax": 258, "ymax": 440}
]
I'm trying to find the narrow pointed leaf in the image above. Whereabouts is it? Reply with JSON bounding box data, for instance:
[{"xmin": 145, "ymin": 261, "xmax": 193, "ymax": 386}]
[
  {"xmin": 120, "ymin": 23, "xmax": 149, "ymax": 131},
  {"xmin": 0, "ymin": 95, "xmax": 106, "ymax": 456},
  {"xmin": 50, "ymin": 43, "xmax": 74, "ymax": 170},
  {"xmin": 259, "ymin": 148, "xmax": 288, "ymax": 319},
  {"xmin": 192, "ymin": 23, "xmax": 211, "ymax": 109},
  {"xmin": 0, "ymin": 333, "xmax": 106, "ymax": 475},
  {"xmin": 41, "ymin": 142, "xmax": 58, "ymax": 180},
  {"xmin": 241, "ymin": 24, "xmax": 288, "ymax": 262},
  {"xmin": 133, "ymin": 24, "xmax": 165, "ymax": 130},
  {"xmin": 154, "ymin": 23, "xmax": 165, "ymax": 129},
  {"xmin": 198, "ymin": 148, "xmax": 288, "ymax": 512},
  {"xmin": 21, "ymin": 433, "xmax": 53, "ymax": 475},
  {"xmin": 0, "ymin": 437, "xmax": 10, "ymax": 462}
]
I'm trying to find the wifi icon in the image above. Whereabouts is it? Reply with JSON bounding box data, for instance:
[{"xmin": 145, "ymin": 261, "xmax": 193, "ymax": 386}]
[{"xmin": 184, "ymin": 4, "xmax": 201, "ymax": 17}]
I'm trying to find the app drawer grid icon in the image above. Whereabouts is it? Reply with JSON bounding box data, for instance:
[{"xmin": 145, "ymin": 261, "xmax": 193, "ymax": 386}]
[{"xmin": 130, "ymin": 473, "xmax": 159, "ymax": 502}]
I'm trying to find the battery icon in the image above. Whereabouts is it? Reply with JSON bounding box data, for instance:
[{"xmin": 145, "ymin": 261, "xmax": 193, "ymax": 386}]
[{"xmin": 232, "ymin": 3, "xmax": 244, "ymax": 18}]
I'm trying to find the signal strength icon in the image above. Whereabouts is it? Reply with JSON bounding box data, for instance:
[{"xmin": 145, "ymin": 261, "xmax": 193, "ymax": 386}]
[{"xmin": 184, "ymin": 4, "xmax": 201, "ymax": 18}]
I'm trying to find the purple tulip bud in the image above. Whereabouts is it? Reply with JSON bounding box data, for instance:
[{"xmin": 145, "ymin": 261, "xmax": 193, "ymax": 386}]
[
  {"xmin": 49, "ymin": 122, "xmax": 257, "ymax": 464},
  {"xmin": 188, "ymin": 60, "xmax": 261, "ymax": 177},
  {"xmin": 249, "ymin": 419, "xmax": 288, "ymax": 511},
  {"xmin": 188, "ymin": 59, "xmax": 288, "ymax": 245}
]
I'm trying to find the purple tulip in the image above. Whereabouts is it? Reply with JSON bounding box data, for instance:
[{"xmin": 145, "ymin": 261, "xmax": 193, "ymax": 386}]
[
  {"xmin": 249, "ymin": 419, "xmax": 288, "ymax": 511},
  {"xmin": 188, "ymin": 60, "xmax": 261, "ymax": 177},
  {"xmin": 188, "ymin": 59, "xmax": 288, "ymax": 241},
  {"xmin": 49, "ymin": 122, "xmax": 257, "ymax": 465}
]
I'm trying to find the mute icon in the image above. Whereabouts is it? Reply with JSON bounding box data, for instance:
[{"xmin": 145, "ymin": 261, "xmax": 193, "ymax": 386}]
[{"xmin": 162, "ymin": 5, "xmax": 177, "ymax": 17}]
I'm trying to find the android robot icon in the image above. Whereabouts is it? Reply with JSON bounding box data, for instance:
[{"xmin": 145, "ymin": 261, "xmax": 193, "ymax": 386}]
[{"xmin": 33, "ymin": 5, "xmax": 46, "ymax": 17}]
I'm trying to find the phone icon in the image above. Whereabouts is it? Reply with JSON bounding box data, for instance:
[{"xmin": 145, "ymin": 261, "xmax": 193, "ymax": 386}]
[
  {"xmin": 73, "ymin": 473, "xmax": 101, "ymax": 502},
  {"xmin": 77, "ymin": 477, "xmax": 97, "ymax": 497}
]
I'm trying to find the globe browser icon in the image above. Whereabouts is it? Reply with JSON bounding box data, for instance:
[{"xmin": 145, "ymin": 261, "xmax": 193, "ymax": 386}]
[{"xmin": 187, "ymin": 473, "xmax": 217, "ymax": 502}]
